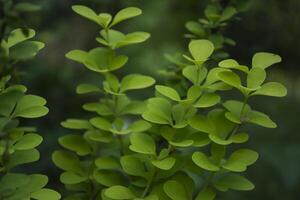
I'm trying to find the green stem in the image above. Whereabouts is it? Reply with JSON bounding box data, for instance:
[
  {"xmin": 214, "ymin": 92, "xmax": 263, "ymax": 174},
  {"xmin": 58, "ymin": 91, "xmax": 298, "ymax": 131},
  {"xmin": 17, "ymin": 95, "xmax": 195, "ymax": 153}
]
[{"xmin": 142, "ymin": 170, "xmax": 156, "ymax": 198}]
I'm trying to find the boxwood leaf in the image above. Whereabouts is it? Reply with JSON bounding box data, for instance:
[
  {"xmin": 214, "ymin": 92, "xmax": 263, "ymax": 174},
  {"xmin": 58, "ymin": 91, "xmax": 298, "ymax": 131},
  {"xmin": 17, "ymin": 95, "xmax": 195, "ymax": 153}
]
[
  {"xmin": 65, "ymin": 49, "xmax": 88, "ymax": 63},
  {"xmin": 90, "ymin": 117, "xmax": 112, "ymax": 131},
  {"xmin": 247, "ymin": 67, "xmax": 266, "ymax": 89},
  {"xmin": 31, "ymin": 188, "xmax": 61, "ymax": 200},
  {"xmin": 60, "ymin": 171, "xmax": 87, "ymax": 184},
  {"xmin": 246, "ymin": 110, "xmax": 277, "ymax": 128},
  {"xmin": 251, "ymin": 82, "xmax": 287, "ymax": 97},
  {"xmin": 52, "ymin": 151, "xmax": 83, "ymax": 173},
  {"xmin": 195, "ymin": 187, "xmax": 216, "ymax": 200},
  {"xmin": 94, "ymin": 170, "xmax": 123, "ymax": 187},
  {"xmin": 120, "ymin": 155, "xmax": 147, "ymax": 177},
  {"xmin": 223, "ymin": 149, "xmax": 259, "ymax": 172},
  {"xmin": 105, "ymin": 185, "xmax": 136, "ymax": 199},
  {"xmin": 252, "ymin": 52, "xmax": 281, "ymax": 69},
  {"xmin": 152, "ymin": 157, "xmax": 176, "ymax": 170},
  {"xmin": 163, "ymin": 180, "xmax": 188, "ymax": 200},
  {"xmin": 111, "ymin": 7, "xmax": 142, "ymax": 26},
  {"xmin": 142, "ymin": 98, "xmax": 172, "ymax": 125},
  {"xmin": 72, "ymin": 5, "xmax": 99, "ymax": 24},
  {"xmin": 58, "ymin": 135, "xmax": 91, "ymax": 156},
  {"xmin": 10, "ymin": 41, "xmax": 44, "ymax": 60},
  {"xmin": 13, "ymin": 95, "xmax": 48, "ymax": 118},
  {"xmin": 14, "ymin": 133, "xmax": 43, "ymax": 150},
  {"xmin": 61, "ymin": 119, "xmax": 92, "ymax": 130},
  {"xmin": 129, "ymin": 133, "xmax": 156, "ymax": 155},
  {"xmin": 7, "ymin": 149, "xmax": 40, "ymax": 169},
  {"xmin": 120, "ymin": 74, "xmax": 155, "ymax": 92},
  {"xmin": 116, "ymin": 32, "xmax": 150, "ymax": 48},
  {"xmin": 194, "ymin": 93, "xmax": 220, "ymax": 108},
  {"xmin": 155, "ymin": 85, "xmax": 181, "ymax": 101},
  {"xmin": 7, "ymin": 28, "xmax": 35, "ymax": 48},
  {"xmin": 95, "ymin": 156, "xmax": 120, "ymax": 170},
  {"xmin": 192, "ymin": 152, "xmax": 219, "ymax": 171},
  {"xmin": 214, "ymin": 174, "xmax": 254, "ymax": 191},
  {"xmin": 84, "ymin": 48, "xmax": 128, "ymax": 73},
  {"xmin": 217, "ymin": 71, "xmax": 241, "ymax": 88},
  {"xmin": 76, "ymin": 83, "xmax": 101, "ymax": 94},
  {"xmin": 188, "ymin": 40, "xmax": 214, "ymax": 62}
]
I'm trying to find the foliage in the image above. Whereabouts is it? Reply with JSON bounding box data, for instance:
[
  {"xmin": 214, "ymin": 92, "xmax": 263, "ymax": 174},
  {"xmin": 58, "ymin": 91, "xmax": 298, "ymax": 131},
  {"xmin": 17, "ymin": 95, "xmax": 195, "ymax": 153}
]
[
  {"xmin": 161, "ymin": 0, "xmax": 252, "ymax": 94},
  {"xmin": 53, "ymin": 4, "xmax": 287, "ymax": 200},
  {"xmin": 0, "ymin": 1, "xmax": 60, "ymax": 199}
]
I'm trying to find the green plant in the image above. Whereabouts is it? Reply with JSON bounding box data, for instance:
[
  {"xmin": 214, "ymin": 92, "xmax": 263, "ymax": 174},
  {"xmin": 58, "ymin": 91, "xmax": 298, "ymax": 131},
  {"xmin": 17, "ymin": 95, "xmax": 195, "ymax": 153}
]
[
  {"xmin": 0, "ymin": 1, "xmax": 60, "ymax": 199},
  {"xmin": 53, "ymin": 4, "xmax": 287, "ymax": 200},
  {"xmin": 52, "ymin": 5, "xmax": 155, "ymax": 200},
  {"xmin": 161, "ymin": 0, "xmax": 252, "ymax": 94}
]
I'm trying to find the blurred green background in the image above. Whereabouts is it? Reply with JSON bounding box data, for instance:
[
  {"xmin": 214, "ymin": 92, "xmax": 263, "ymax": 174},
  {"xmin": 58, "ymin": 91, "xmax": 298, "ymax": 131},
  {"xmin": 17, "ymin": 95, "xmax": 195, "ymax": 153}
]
[{"xmin": 12, "ymin": 0, "xmax": 300, "ymax": 199}]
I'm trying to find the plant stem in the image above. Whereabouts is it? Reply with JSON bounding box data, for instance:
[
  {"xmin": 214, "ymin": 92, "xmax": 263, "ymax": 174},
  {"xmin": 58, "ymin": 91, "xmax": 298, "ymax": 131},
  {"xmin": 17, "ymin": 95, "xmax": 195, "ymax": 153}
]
[{"xmin": 142, "ymin": 170, "xmax": 156, "ymax": 198}]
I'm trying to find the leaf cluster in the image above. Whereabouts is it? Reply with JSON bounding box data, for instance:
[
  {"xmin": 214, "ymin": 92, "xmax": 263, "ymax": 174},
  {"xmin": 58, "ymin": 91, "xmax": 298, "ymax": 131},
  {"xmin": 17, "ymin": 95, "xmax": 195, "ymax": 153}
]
[{"xmin": 54, "ymin": 4, "xmax": 287, "ymax": 200}]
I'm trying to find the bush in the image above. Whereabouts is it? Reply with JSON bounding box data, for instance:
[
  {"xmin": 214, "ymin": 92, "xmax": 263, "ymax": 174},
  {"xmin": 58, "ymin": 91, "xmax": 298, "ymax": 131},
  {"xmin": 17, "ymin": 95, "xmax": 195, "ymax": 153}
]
[{"xmin": 52, "ymin": 3, "xmax": 287, "ymax": 200}]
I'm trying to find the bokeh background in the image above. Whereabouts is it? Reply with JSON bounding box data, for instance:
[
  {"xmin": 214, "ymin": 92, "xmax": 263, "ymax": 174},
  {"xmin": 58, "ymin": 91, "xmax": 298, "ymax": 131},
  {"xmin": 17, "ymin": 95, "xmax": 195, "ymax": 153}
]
[{"xmin": 12, "ymin": 0, "xmax": 300, "ymax": 199}]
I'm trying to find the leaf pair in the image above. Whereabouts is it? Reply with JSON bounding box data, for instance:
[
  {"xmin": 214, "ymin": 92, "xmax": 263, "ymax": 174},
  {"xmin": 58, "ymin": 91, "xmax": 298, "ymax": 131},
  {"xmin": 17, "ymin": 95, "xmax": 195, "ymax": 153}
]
[{"xmin": 72, "ymin": 6, "xmax": 142, "ymax": 28}]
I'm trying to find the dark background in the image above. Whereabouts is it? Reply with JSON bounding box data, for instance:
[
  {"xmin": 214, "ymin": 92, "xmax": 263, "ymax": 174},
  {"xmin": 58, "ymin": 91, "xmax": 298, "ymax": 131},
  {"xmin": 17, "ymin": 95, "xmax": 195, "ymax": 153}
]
[{"xmin": 12, "ymin": 0, "xmax": 300, "ymax": 199}]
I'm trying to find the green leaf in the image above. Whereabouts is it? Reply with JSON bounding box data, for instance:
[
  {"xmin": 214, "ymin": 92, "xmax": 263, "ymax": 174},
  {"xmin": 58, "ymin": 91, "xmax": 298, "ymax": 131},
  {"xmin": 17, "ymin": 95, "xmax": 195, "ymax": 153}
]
[
  {"xmin": 61, "ymin": 119, "xmax": 91, "ymax": 130},
  {"xmin": 223, "ymin": 149, "xmax": 259, "ymax": 172},
  {"xmin": 252, "ymin": 52, "xmax": 281, "ymax": 69},
  {"xmin": 120, "ymin": 74, "xmax": 155, "ymax": 92},
  {"xmin": 218, "ymin": 59, "xmax": 249, "ymax": 73},
  {"xmin": 65, "ymin": 50, "xmax": 88, "ymax": 63},
  {"xmin": 58, "ymin": 135, "xmax": 91, "ymax": 156},
  {"xmin": 116, "ymin": 32, "xmax": 150, "ymax": 48},
  {"xmin": 129, "ymin": 120, "xmax": 151, "ymax": 133},
  {"xmin": 155, "ymin": 85, "xmax": 180, "ymax": 101},
  {"xmin": 195, "ymin": 187, "xmax": 216, "ymax": 200},
  {"xmin": 247, "ymin": 67, "xmax": 266, "ymax": 89},
  {"xmin": 14, "ymin": 133, "xmax": 43, "ymax": 150},
  {"xmin": 76, "ymin": 83, "xmax": 101, "ymax": 94},
  {"xmin": 185, "ymin": 21, "xmax": 205, "ymax": 37},
  {"xmin": 7, "ymin": 29, "xmax": 35, "ymax": 48},
  {"xmin": 90, "ymin": 117, "xmax": 112, "ymax": 131},
  {"xmin": 84, "ymin": 48, "xmax": 128, "ymax": 73},
  {"xmin": 217, "ymin": 71, "xmax": 241, "ymax": 88},
  {"xmin": 31, "ymin": 188, "xmax": 61, "ymax": 200},
  {"xmin": 230, "ymin": 133, "xmax": 249, "ymax": 143},
  {"xmin": 10, "ymin": 41, "xmax": 44, "ymax": 60},
  {"xmin": 142, "ymin": 98, "xmax": 172, "ymax": 125},
  {"xmin": 152, "ymin": 157, "xmax": 176, "ymax": 170},
  {"xmin": 120, "ymin": 155, "xmax": 147, "ymax": 177},
  {"xmin": 111, "ymin": 7, "xmax": 142, "ymax": 26},
  {"xmin": 194, "ymin": 93, "xmax": 220, "ymax": 108},
  {"xmin": 251, "ymin": 82, "xmax": 287, "ymax": 97},
  {"xmin": 192, "ymin": 152, "xmax": 219, "ymax": 171},
  {"xmin": 163, "ymin": 180, "xmax": 188, "ymax": 200},
  {"xmin": 189, "ymin": 39, "xmax": 214, "ymax": 62},
  {"xmin": 214, "ymin": 174, "xmax": 254, "ymax": 191},
  {"xmin": 7, "ymin": 149, "xmax": 40, "ymax": 169},
  {"xmin": 13, "ymin": 95, "xmax": 48, "ymax": 118},
  {"xmin": 183, "ymin": 65, "xmax": 207, "ymax": 85},
  {"xmin": 94, "ymin": 171, "xmax": 123, "ymax": 187},
  {"xmin": 95, "ymin": 157, "xmax": 120, "ymax": 170},
  {"xmin": 189, "ymin": 115, "xmax": 213, "ymax": 134},
  {"xmin": 60, "ymin": 171, "xmax": 87, "ymax": 184},
  {"xmin": 246, "ymin": 110, "xmax": 277, "ymax": 128},
  {"xmin": 72, "ymin": 5, "xmax": 99, "ymax": 24},
  {"xmin": 105, "ymin": 185, "xmax": 136, "ymax": 199},
  {"xmin": 52, "ymin": 151, "xmax": 83, "ymax": 173},
  {"xmin": 220, "ymin": 6, "xmax": 237, "ymax": 21},
  {"xmin": 129, "ymin": 133, "xmax": 156, "ymax": 155},
  {"xmin": 99, "ymin": 13, "xmax": 112, "ymax": 28}
]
